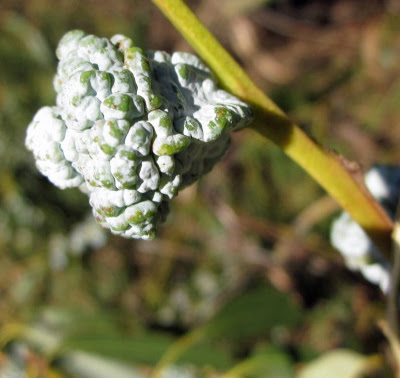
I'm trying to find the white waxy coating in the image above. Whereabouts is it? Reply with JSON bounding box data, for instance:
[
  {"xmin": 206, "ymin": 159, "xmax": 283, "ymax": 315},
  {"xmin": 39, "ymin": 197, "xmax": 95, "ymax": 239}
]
[
  {"xmin": 125, "ymin": 121, "xmax": 153, "ymax": 156},
  {"xmin": 26, "ymin": 107, "xmax": 83, "ymax": 189},
  {"xmin": 331, "ymin": 164, "xmax": 400, "ymax": 292},
  {"xmin": 26, "ymin": 30, "xmax": 253, "ymax": 240}
]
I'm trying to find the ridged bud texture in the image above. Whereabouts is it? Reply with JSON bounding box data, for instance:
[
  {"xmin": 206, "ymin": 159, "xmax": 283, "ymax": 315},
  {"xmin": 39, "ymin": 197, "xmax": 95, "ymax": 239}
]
[{"xmin": 26, "ymin": 30, "xmax": 252, "ymax": 240}]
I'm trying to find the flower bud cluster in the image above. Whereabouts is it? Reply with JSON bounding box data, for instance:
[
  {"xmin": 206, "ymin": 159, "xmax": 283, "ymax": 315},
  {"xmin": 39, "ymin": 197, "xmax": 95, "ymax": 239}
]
[
  {"xmin": 331, "ymin": 165, "xmax": 400, "ymax": 291},
  {"xmin": 26, "ymin": 30, "xmax": 252, "ymax": 239}
]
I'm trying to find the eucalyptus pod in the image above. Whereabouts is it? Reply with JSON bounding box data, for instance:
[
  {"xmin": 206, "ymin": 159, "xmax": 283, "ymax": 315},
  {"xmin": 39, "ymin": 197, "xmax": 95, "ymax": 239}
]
[
  {"xmin": 26, "ymin": 30, "xmax": 252, "ymax": 240},
  {"xmin": 331, "ymin": 165, "xmax": 400, "ymax": 292}
]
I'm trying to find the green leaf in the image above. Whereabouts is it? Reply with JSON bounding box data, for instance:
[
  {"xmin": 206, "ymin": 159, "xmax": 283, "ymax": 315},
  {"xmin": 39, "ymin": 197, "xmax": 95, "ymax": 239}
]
[
  {"xmin": 180, "ymin": 343, "xmax": 233, "ymax": 369},
  {"xmin": 206, "ymin": 284, "xmax": 302, "ymax": 341},
  {"xmin": 154, "ymin": 284, "xmax": 302, "ymax": 372},
  {"xmin": 57, "ymin": 351, "xmax": 146, "ymax": 378},
  {"xmin": 64, "ymin": 331, "xmax": 232, "ymax": 368},
  {"xmin": 63, "ymin": 332, "xmax": 173, "ymax": 365},
  {"xmin": 223, "ymin": 345, "xmax": 294, "ymax": 378}
]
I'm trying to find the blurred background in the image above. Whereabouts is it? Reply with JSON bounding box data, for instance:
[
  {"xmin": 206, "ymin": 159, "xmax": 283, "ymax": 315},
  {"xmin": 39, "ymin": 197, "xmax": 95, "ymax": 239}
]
[{"xmin": 0, "ymin": 0, "xmax": 400, "ymax": 376}]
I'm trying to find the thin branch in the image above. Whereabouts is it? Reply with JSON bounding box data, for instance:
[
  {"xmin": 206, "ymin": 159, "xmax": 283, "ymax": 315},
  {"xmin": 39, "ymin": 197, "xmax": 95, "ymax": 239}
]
[{"xmin": 151, "ymin": 0, "xmax": 394, "ymax": 260}]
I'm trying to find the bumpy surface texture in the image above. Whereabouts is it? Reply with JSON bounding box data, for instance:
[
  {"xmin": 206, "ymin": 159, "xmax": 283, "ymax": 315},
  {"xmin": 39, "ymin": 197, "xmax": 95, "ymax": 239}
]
[
  {"xmin": 26, "ymin": 30, "xmax": 252, "ymax": 240},
  {"xmin": 331, "ymin": 165, "xmax": 400, "ymax": 292}
]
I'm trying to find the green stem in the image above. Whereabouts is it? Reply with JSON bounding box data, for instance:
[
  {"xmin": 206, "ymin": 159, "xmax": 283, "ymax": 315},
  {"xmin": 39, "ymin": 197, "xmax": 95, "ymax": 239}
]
[
  {"xmin": 151, "ymin": 0, "xmax": 393, "ymax": 259},
  {"xmin": 151, "ymin": 327, "xmax": 206, "ymax": 377}
]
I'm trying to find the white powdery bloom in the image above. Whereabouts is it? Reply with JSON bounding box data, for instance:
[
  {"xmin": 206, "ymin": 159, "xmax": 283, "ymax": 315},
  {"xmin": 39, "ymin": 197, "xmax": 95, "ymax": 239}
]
[
  {"xmin": 331, "ymin": 165, "xmax": 400, "ymax": 292},
  {"xmin": 26, "ymin": 30, "xmax": 253, "ymax": 240}
]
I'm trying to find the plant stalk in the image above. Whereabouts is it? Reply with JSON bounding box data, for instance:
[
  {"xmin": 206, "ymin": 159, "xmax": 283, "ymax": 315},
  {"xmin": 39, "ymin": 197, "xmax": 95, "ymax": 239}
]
[{"xmin": 151, "ymin": 0, "xmax": 393, "ymax": 260}]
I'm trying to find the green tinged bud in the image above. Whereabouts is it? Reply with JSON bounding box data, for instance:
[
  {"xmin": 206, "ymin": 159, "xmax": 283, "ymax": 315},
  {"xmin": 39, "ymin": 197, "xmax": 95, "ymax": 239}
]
[{"xmin": 26, "ymin": 30, "xmax": 253, "ymax": 240}]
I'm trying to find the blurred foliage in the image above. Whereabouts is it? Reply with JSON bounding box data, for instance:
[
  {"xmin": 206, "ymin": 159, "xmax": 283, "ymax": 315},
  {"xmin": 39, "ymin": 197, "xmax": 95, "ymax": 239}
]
[{"xmin": 1, "ymin": 0, "xmax": 400, "ymax": 376}]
